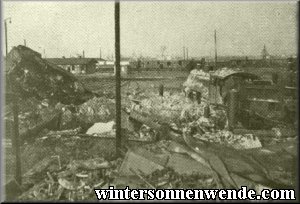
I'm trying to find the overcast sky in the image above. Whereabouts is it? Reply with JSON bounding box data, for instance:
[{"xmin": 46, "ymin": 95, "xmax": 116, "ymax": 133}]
[{"xmin": 2, "ymin": 1, "xmax": 298, "ymax": 58}]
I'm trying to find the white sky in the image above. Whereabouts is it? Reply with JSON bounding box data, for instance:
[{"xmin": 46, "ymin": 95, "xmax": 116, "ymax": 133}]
[{"xmin": 2, "ymin": 1, "xmax": 298, "ymax": 58}]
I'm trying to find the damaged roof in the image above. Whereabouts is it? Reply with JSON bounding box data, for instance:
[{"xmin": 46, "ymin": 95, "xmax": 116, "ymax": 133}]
[
  {"xmin": 6, "ymin": 45, "xmax": 76, "ymax": 81},
  {"xmin": 5, "ymin": 45, "xmax": 95, "ymax": 104},
  {"xmin": 211, "ymin": 67, "xmax": 261, "ymax": 80}
]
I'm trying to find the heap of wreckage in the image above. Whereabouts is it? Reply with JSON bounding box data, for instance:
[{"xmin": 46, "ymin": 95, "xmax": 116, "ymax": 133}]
[{"xmin": 4, "ymin": 45, "xmax": 297, "ymax": 201}]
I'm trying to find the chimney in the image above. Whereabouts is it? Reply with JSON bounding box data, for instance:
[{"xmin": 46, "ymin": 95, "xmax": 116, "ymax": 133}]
[{"xmin": 186, "ymin": 48, "xmax": 189, "ymax": 60}]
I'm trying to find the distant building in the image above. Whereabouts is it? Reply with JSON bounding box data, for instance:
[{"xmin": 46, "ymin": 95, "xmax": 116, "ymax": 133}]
[
  {"xmin": 45, "ymin": 57, "xmax": 99, "ymax": 74},
  {"xmin": 133, "ymin": 59, "xmax": 188, "ymax": 71}
]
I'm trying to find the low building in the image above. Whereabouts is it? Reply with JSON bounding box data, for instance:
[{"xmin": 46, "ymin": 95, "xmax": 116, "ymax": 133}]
[
  {"xmin": 96, "ymin": 60, "xmax": 115, "ymax": 73},
  {"xmin": 96, "ymin": 58, "xmax": 132, "ymax": 75},
  {"xmin": 45, "ymin": 57, "xmax": 98, "ymax": 74}
]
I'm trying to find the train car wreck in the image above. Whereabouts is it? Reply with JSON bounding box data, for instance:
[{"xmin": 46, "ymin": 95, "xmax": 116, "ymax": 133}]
[{"xmin": 183, "ymin": 67, "xmax": 297, "ymax": 130}]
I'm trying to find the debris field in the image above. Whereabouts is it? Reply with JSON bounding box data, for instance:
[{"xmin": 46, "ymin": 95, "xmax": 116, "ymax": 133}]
[{"xmin": 4, "ymin": 46, "xmax": 297, "ymax": 201}]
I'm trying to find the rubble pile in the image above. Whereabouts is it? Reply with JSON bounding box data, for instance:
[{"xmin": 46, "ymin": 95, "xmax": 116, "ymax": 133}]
[
  {"xmin": 131, "ymin": 91, "xmax": 226, "ymax": 128},
  {"xmin": 18, "ymin": 156, "xmax": 122, "ymax": 201},
  {"xmin": 5, "ymin": 99, "xmax": 53, "ymax": 138},
  {"xmin": 56, "ymin": 97, "xmax": 115, "ymax": 129},
  {"xmin": 14, "ymin": 132, "xmax": 296, "ymax": 201},
  {"xmin": 145, "ymin": 168, "xmax": 217, "ymax": 189},
  {"xmin": 193, "ymin": 130, "xmax": 262, "ymax": 149},
  {"xmin": 183, "ymin": 116, "xmax": 262, "ymax": 150},
  {"xmin": 127, "ymin": 88, "xmax": 263, "ymax": 150},
  {"xmin": 138, "ymin": 91, "xmax": 191, "ymax": 123},
  {"xmin": 182, "ymin": 70, "xmax": 209, "ymax": 99},
  {"xmin": 78, "ymin": 97, "xmax": 115, "ymax": 124}
]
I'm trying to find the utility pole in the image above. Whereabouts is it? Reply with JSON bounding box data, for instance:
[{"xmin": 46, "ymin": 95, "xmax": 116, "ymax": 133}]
[
  {"xmin": 83, "ymin": 50, "xmax": 85, "ymax": 58},
  {"xmin": 5, "ymin": 21, "xmax": 7, "ymax": 55},
  {"xmin": 12, "ymin": 95, "xmax": 21, "ymax": 185},
  {"xmin": 100, "ymin": 47, "xmax": 102, "ymax": 59},
  {"xmin": 183, "ymin": 46, "xmax": 185, "ymax": 61},
  {"xmin": 5, "ymin": 17, "xmax": 22, "ymax": 185},
  {"xmin": 24, "ymin": 39, "xmax": 26, "ymax": 46},
  {"xmin": 4, "ymin": 17, "xmax": 11, "ymax": 56},
  {"xmin": 214, "ymin": 29, "xmax": 218, "ymax": 68},
  {"xmin": 115, "ymin": 1, "xmax": 122, "ymax": 157}
]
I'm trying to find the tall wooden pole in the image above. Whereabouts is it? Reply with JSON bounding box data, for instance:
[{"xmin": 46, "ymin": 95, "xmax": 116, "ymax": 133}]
[
  {"xmin": 214, "ymin": 29, "xmax": 218, "ymax": 68},
  {"xmin": 115, "ymin": 1, "xmax": 121, "ymax": 157},
  {"xmin": 183, "ymin": 46, "xmax": 185, "ymax": 61},
  {"xmin": 5, "ymin": 21, "xmax": 8, "ymax": 56},
  {"xmin": 12, "ymin": 97, "xmax": 21, "ymax": 185}
]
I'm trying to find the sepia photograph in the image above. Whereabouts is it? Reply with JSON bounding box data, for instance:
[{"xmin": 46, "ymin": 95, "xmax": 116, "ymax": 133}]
[{"xmin": 1, "ymin": 0, "xmax": 299, "ymax": 201}]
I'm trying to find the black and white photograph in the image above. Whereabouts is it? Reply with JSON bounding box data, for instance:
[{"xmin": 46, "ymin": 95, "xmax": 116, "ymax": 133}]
[{"xmin": 1, "ymin": 0, "xmax": 298, "ymax": 201}]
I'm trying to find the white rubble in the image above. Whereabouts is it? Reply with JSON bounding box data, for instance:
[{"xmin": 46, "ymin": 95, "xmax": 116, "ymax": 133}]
[{"xmin": 86, "ymin": 121, "xmax": 115, "ymax": 135}]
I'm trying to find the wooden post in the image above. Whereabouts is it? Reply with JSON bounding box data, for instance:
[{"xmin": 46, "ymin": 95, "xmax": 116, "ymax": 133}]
[
  {"xmin": 115, "ymin": 1, "xmax": 122, "ymax": 157},
  {"xmin": 159, "ymin": 84, "xmax": 164, "ymax": 96},
  {"xmin": 272, "ymin": 73, "xmax": 278, "ymax": 84},
  {"xmin": 12, "ymin": 95, "xmax": 22, "ymax": 185}
]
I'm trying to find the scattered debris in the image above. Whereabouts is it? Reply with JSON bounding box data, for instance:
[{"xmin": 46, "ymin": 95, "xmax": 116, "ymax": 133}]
[
  {"xmin": 86, "ymin": 121, "xmax": 115, "ymax": 135},
  {"xmin": 18, "ymin": 155, "xmax": 120, "ymax": 201},
  {"xmin": 4, "ymin": 48, "xmax": 296, "ymax": 201},
  {"xmin": 193, "ymin": 130, "xmax": 262, "ymax": 150}
]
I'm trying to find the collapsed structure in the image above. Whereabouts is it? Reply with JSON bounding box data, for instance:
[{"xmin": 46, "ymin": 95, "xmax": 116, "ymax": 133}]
[{"xmin": 5, "ymin": 45, "xmax": 95, "ymax": 105}]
